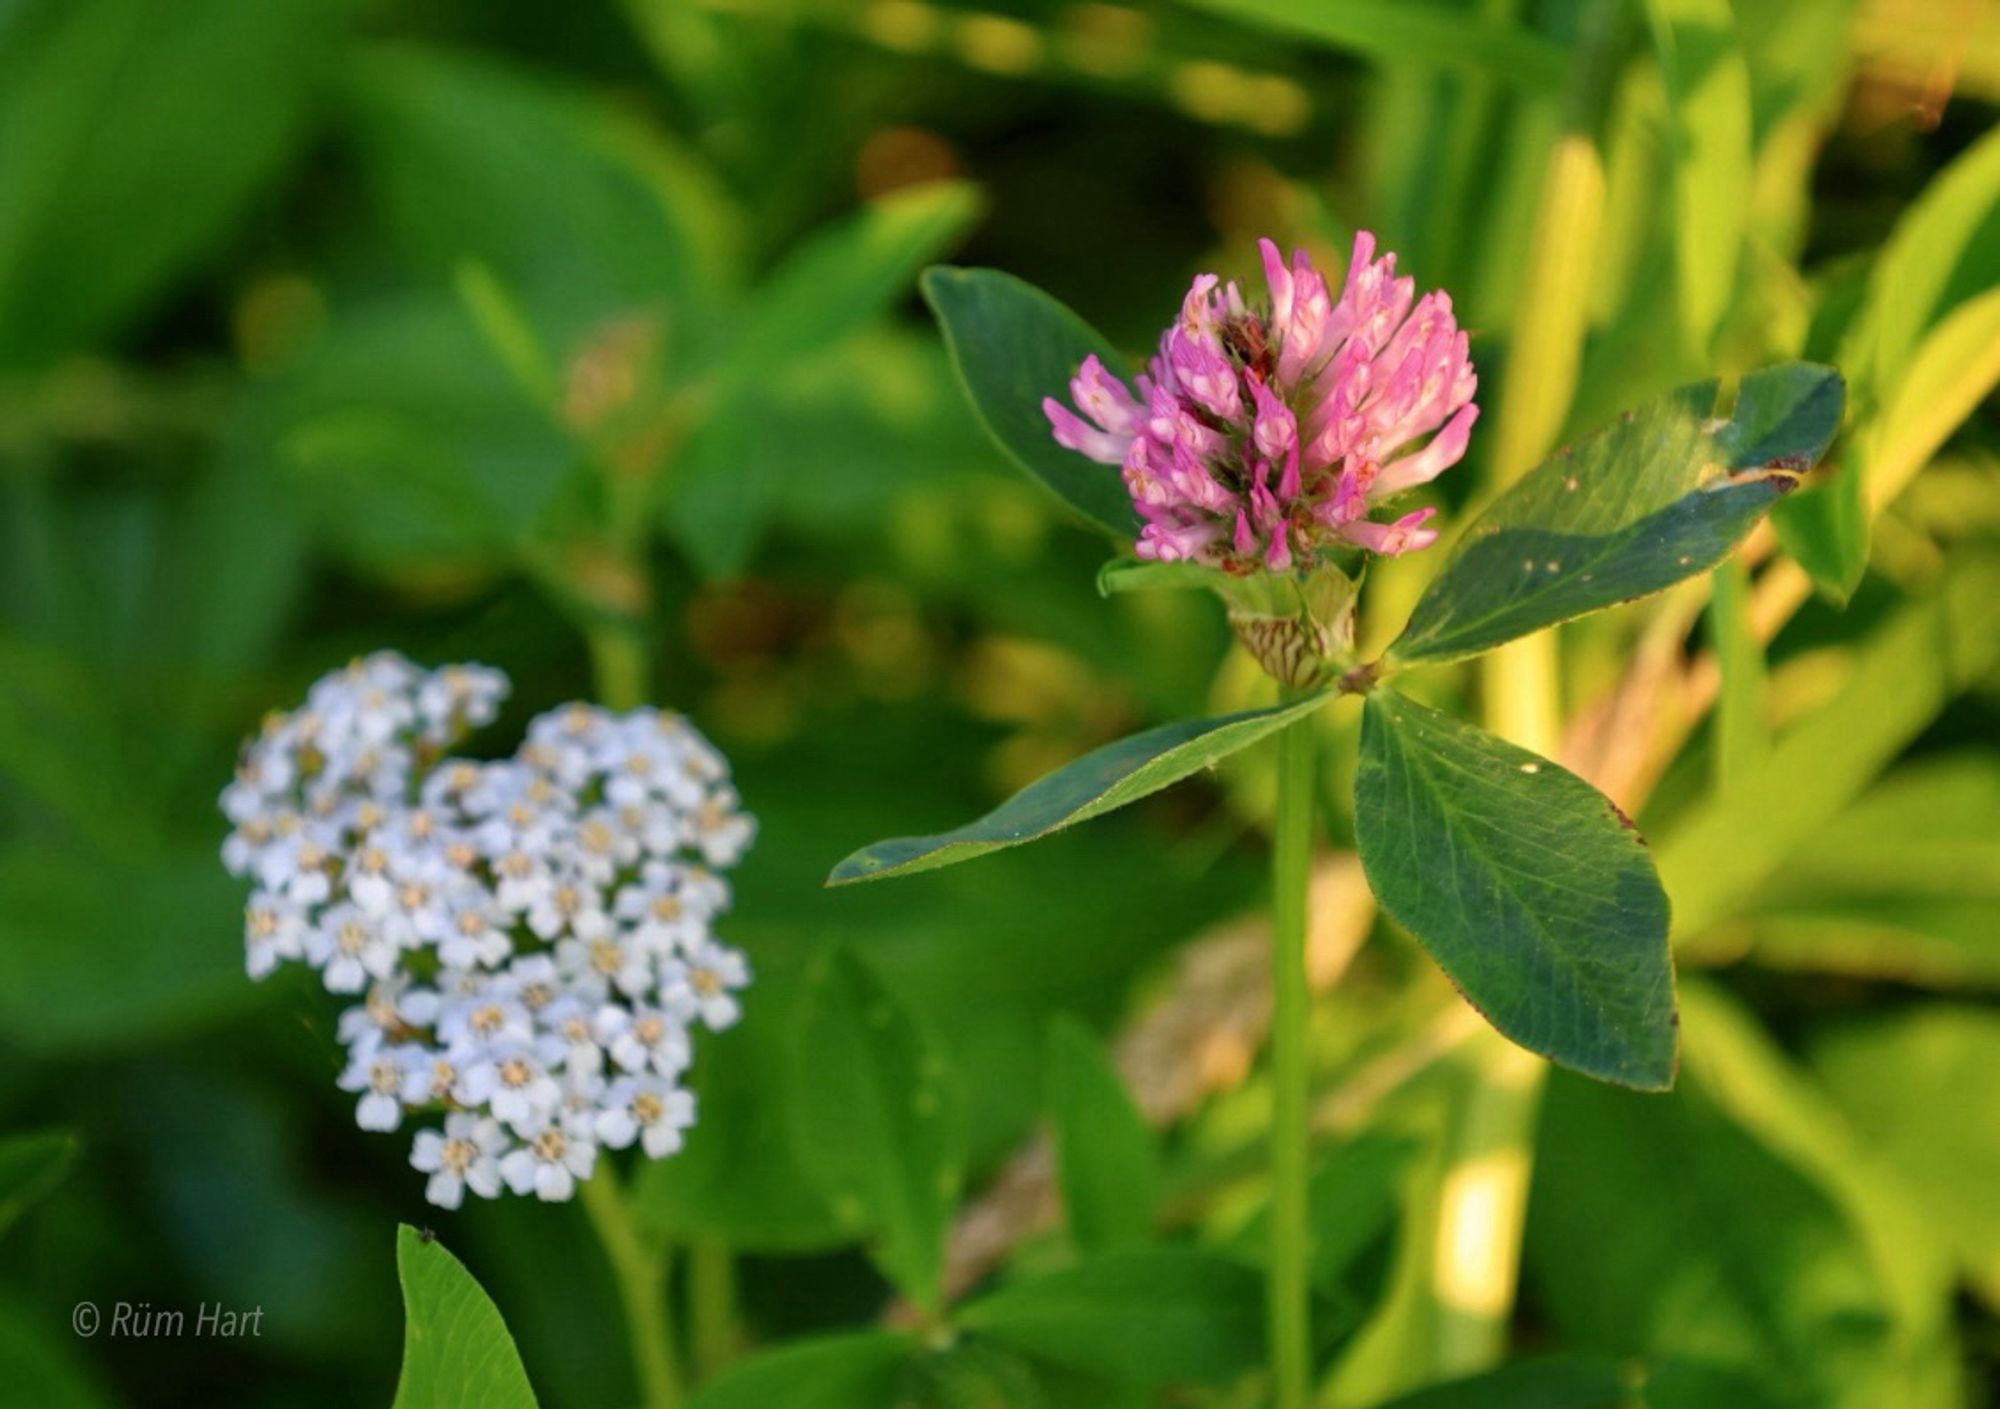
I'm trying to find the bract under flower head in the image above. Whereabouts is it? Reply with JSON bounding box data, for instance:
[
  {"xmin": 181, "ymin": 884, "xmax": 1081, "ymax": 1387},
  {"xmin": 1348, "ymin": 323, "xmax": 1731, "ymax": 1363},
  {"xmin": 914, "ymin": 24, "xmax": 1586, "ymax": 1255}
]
[
  {"xmin": 220, "ymin": 653, "xmax": 753, "ymax": 1207},
  {"xmin": 1044, "ymin": 233, "xmax": 1478, "ymax": 572}
]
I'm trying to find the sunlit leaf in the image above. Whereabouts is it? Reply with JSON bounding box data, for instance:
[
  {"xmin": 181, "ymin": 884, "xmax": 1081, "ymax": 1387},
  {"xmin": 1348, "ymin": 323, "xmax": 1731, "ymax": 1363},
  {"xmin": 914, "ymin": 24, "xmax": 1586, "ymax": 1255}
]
[
  {"xmin": 829, "ymin": 690, "xmax": 1330, "ymax": 885},
  {"xmin": 391, "ymin": 1225, "xmax": 539, "ymax": 1409},
  {"xmin": 922, "ymin": 266, "xmax": 1141, "ymax": 540},
  {"xmin": 1846, "ymin": 124, "xmax": 2000, "ymax": 398},
  {"xmin": 1353, "ymin": 689, "xmax": 1675, "ymax": 1089},
  {"xmin": 1661, "ymin": 558, "xmax": 2000, "ymax": 939},
  {"xmin": 960, "ymin": 1249, "xmax": 1264, "ymax": 1388},
  {"xmin": 1389, "ymin": 365, "xmax": 1841, "ymax": 667},
  {"xmin": 789, "ymin": 945, "xmax": 963, "ymax": 1310},
  {"xmin": 1645, "ymin": 0, "xmax": 1753, "ymax": 356}
]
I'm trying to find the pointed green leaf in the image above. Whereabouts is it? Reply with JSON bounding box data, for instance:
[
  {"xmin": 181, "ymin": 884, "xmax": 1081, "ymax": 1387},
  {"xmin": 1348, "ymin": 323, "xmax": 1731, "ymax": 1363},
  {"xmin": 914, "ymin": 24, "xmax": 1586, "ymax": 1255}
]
[
  {"xmin": 1811, "ymin": 1006, "xmax": 2000, "ymax": 1306},
  {"xmin": 672, "ymin": 182, "xmax": 984, "ymax": 576},
  {"xmin": 0, "ymin": 1131, "xmax": 77, "ymax": 1239},
  {"xmin": 921, "ymin": 266, "xmax": 1141, "ymax": 540},
  {"xmin": 789, "ymin": 946, "xmax": 963, "ymax": 1311},
  {"xmin": 1353, "ymin": 689, "xmax": 1676, "ymax": 1089},
  {"xmin": 391, "ymin": 1225, "xmax": 539, "ymax": 1409},
  {"xmin": 1047, "ymin": 1016, "xmax": 1159, "ymax": 1254},
  {"xmin": 829, "ymin": 691, "xmax": 1330, "ymax": 884},
  {"xmin": 688, "ymin": 1331, "xmax": 916, "ymax": 1409},
  {"xmin": 1388, "ymin": 365, "xmax": 1842, "ymax": 667},
  {"xmin": 960, "ymin": 1249, "xmax": 1265, "ymax": 1388}
]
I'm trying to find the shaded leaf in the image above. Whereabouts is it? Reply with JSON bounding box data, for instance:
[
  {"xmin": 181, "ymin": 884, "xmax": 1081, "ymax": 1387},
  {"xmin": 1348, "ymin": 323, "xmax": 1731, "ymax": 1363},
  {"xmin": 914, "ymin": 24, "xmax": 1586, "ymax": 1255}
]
[
  {"xmin": 829, "ymin": 690, "xmax": 1330, "ymax": 885},
  {"xmin": 789, "ymin": 946, "xmax": 962, "ymax": 1310},
  {"xmin": 0, "ymin": 1131, "xmax": 78, "ymax": 1238},
  {"xmin": 688, "ymin": 1331, "xmax": 915, "ymax": 1409},
  {"xmin": 1810, "ymin": 1006, "xmax": 2000, "ymax": 1307},
  {"xmin": 1353, "ymin": 689, "xmax": 1675, "ymax": 1089},
  {"xmin": 922, "ymin": 266, "xmax": 1140, "ymax": 539},
  {"xmin": 0, "ymin": 1294, "xmax": 115, "ymax": 1409},
  {"xmin": 0, "ymin": 847, "xmax": 248, "ymax": 1054},
  {"xmin": 391, "ymin": 1225, "xmax": 539, "ymax": 1409},
  {"xmin": 1046, "ymin": 1016, "xmax": 1159, "ymax": 1254},
  {"xmin": 1182, "ymin": 0, "xmax": 1569, "ymax": 88},
  {"xmin": 1365, "ymin": 1354, "xmax": 1631, "ymax": 1409},
  {"xmin": 1389, "ymin": 366, "xmax": 1841, "ymax": 667},
  {"xmin": 0, "ymin": 0, "xmax": 333, "ymax": 369},
  {"xmin": 1527, "ymin": 1071, "xmax": 1891, "ymax": 1409},
  {"xmin": 960, "ymin": 1249, "xmax": 1264, "ymax": 1388}
]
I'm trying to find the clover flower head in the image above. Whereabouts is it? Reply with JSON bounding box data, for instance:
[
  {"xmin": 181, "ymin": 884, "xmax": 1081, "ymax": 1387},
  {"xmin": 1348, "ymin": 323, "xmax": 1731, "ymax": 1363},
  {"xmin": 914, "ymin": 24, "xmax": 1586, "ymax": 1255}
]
[
  {"xmin": 1044, "ymin": 232, "xmax": 1478, "ymax": 572},
  {"xmin": 220, "ymin": 653, "xmax": 756, "ymax": 1208}
]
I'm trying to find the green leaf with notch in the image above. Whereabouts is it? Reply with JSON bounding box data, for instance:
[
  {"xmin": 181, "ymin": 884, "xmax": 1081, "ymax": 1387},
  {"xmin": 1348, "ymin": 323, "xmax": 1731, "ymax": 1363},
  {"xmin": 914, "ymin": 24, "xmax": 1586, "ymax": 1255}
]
[
  {"xmin": 1388, "ymin": 364, "xmax": 1842, "ymax": 667},
  {"xmin": 922, "ymin": 266, "xmax": 1141, "ymax": 540},
  {"xmin": 960, "ymin": 1249, "xmax": 1264, "ymax": 1389},
  {"xmin": 391, "ymin": 1224, "xmax": 538, "ymax": 1409},
  {"xmin": 789, "ymin": 946, "xmax": 963, "ymax": 1311},
  {"xmin": 1047, "ymin": 1016, "xmax": 1159, "ymax": 1254},
  {"xmin": 1353, "ymin": 689, "xmax": 1676, "ymax": 1089},
  {"xmin": 829, "ymin": 691, "xmax": 1330, "ymax": 884}
]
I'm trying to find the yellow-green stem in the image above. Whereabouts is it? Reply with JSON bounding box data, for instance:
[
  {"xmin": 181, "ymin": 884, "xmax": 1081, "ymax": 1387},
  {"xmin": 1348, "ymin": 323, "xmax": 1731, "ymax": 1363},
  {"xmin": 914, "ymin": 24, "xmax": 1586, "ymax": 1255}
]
[
  {"xmin": 1268, "ymin": 708, "xmax": 1317, "ymax": 1409},
  {"xmin": 589, "ymin": 625, "xmax": 650, "ymax": 715},
  {"xmin": 581, "ymin": 1167, "xmax": 684, "ymax": 1409}
]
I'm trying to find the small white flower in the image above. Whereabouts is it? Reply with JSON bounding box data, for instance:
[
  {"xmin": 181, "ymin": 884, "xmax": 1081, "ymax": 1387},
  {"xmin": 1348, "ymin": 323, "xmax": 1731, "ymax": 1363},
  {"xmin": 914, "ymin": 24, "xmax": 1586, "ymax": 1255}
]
[
  {"xmin": 305, "ymin": 903, "xmax": 399, "ymax": 993},
  {"xmin": 411, "ymin": 1114, "xmax": 507, "ymax": 1209},
  {"xmin": 498, "ymin": 1114, "xmax": 598, "ymax": 1201},
  {"xmin": 596, "ymin": 1075, "xmax": 696, "ymax": 1160},
  {"xmin": 458, "ymin": 1038, "xmax": 566, "ymax": 1135},
  {"xmin": 243, "ymin": 894, "xmax": 308, "ymax": 980},
  {"xmin": 339, "ymin": 1044, "xmax": 420, "ymax": 1131},
  {"xmin": 439, "ymin": 893, "xmax": 511, "ymax": 969},
  {"xmin": 670, "ymin": 941, "xmax": 751, "ymax": 1032},
  {"xmin": 599, "ymin": 1004, "xmax": 693, "ymax": 1077}
]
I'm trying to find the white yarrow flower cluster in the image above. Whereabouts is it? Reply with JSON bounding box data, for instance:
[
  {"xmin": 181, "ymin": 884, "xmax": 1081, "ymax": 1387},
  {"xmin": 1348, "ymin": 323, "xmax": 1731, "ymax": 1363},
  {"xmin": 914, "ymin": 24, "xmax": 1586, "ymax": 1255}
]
[{"xmin": 220, "ymin": 654, "xmax": 755, "ymax": 1208}]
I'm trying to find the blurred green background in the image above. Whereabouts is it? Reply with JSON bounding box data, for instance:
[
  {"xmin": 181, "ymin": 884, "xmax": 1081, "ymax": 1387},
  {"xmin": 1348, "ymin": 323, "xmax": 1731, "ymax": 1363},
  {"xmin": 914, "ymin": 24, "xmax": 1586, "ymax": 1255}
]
[{"xmin": 0, "ymin": 0, "xmax": 1996, "ymax": 1405}]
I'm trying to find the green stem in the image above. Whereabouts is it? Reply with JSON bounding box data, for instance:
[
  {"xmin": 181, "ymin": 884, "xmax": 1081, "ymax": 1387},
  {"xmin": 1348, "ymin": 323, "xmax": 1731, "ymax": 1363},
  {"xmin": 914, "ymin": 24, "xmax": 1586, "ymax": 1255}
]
[
  {"xmin": 581, "ymin": 570, "xmax": 672, "ymax": 1406},
  {"xmin": 688, "ymin": 1236, "xmax": 740, "ymax": 1381},
  {"xmin": 581, "ymin": 1166, "xmax": 685, "ymax": 1409},
  {"xmin": 1269, "ymin": 709, "xmax": 1317, "ymax": 1409}
]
